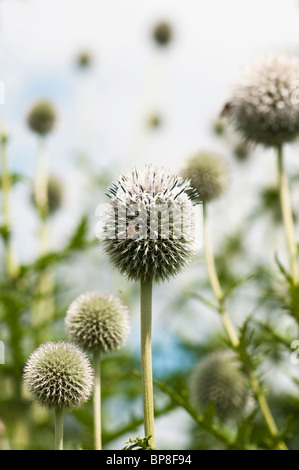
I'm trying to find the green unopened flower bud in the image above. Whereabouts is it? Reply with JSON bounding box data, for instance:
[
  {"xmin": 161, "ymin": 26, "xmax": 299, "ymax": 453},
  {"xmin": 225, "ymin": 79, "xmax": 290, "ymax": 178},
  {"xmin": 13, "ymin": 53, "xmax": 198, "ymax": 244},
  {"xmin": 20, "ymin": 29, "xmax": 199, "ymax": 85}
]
[
  {"xmin": 23, "ymin": 341, "xmax": 94, "ymax": 410},
  {"xmin": 1, "ymin": 133, "xmax": 9, "ymax": 145},
  {"xmin": 77, "ymin": 52, "xmax": 92, "ymax": 69},
  {"xmin": 152, "ymin": 22, "xmax": 173, "ymax": 47},
  {"xmin": 212, "ymin": 118, "xmax": 226, "ymax": 136},
  {"xmin": 65, "ymin": 291, "xmax": 130, "ymax": 354},
  {"xmin": 234, "ymin": 141, "xmax": 250, "ymax": 161},
  {"xmin": 147, "ymin": 113, "xmax": 162, "ymax": 130},
  {"xmin": 27, "ymin": 100, "xmax": 57, "ymax": 136},
  {"xmin": 189, "ymin": 351, "xmax": 250, "ymax": 421},
  {"xmin": 181, "ymin": 151, "xmax": 229, "ymax": 203},
  {"xmin": 31, "ymin": 175, "xmax": 63, "ymax": 215}
]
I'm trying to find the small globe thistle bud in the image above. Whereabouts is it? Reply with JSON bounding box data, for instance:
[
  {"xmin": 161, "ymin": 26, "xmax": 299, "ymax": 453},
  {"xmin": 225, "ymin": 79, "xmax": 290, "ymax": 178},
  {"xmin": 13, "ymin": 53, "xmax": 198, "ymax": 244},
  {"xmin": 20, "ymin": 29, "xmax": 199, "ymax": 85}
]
[
  {"xmin": 147, "ymin": 113, "xmax": 162, "ymax": 130},
  {"xmin": 65, "ymin": 291, "xmax": 130, "ymax": 354},
  {"xmin": 31, "ymin": 175, "xmax": 63, "ymax": 215},
  {"xmin": 189, "ymin": 351, "xmax": 250, "ymax": 421},
  {"xmin": 181, "ymin": 151, "xmax": 229, "ymax": 203},
  {"xmin": 259, "ymin": 185, "xmax": 293, "ymax": 224},
  {"xmin": 212, "ymin": 118, "xmax": 226, "ymax": 136},
  {"xmin": 102, "ymin": 166, "xmax": 198, "ymax": 283},
  {"xmin": 0, "ymin": 133, "xmax": 9, "ymax": 145},
  {"xmin": 77, "ymin": 52, "xmax": 92, "ymax": 69},
  {"xmin": 152, "ymin": 21, "xmax": 173, "ymax": 47},
  {"xmin": 27, "ymin": 100, "xmax": 57, "ymax": 136},
  {"xmin": 23, "ymin": 341, "xmax": 94, "ymax": 410},
  {"xmin": 223, "ymin": 54, "xmax": 299, "ymax": 147},
  {"xmin": 234, "ymin": 141, "xmax": 251, "ymax": 161}
]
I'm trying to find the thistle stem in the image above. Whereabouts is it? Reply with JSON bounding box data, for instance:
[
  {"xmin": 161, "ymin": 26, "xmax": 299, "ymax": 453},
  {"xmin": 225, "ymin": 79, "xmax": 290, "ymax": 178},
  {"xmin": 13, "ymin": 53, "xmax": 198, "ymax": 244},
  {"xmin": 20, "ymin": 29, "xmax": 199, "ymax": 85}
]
[
  {"xmin": 93, "ymin": 349, "xmax": 102, "ymax": 450},
  {"xmin": 55, "ymin": 408, "xmax": 63, "ymax": 450},
  {"xmin": 277, "ymin": 145, "xmax": 299, "ymax": 284},
  {"xmin": 202, "ymin": 203, "xmax": 239, "ymax": 348},
  {"xmin": 140, "ymin": 277, "xmax": 155, "ymax": 448},
  {"xmin": 202, "ymin": 202, "xmax": 287, "ymax": 450},
  {"xmin": 32, "ymin": 137, "xmax": 55, "ymax": 330},
  {"xmin": 0, "ymin": 136, "xmax": 18, "ymax": 277},
  {"xmin": 34, "ymin": 136, "xmax": 49, "ymax": 220}
]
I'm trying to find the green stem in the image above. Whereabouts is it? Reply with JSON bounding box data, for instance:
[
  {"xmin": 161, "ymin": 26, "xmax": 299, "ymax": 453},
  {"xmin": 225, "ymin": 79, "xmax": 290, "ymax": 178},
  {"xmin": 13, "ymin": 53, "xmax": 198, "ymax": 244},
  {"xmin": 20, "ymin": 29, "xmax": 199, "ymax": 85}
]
[
  {"xmin": 277, "ymin": 145, "xmax": 299, "ymax": 284},
  {"xmin": 55, "ymin": 408, "xmax": 63, "ymax": 450},
  {"xmin": 93, "ymin": 349, "xmax": 102, "ymax": 450},
  {"xmin": 140, "ymin": 277, "xmax": 155, "ymax": 448},
  {"xmin": 202, "ymin": 202, "xmax": 287, "ymax": 450},
  {"xmin": 0, "ymin": 135, "xmax": 18, "ymax": 277},
  {"xmin": 202, "ymin": 203, "xmax": 239, "ymax": 348},
  {"xmin": 32, "ymin": 137, "xmax": 55, "ymax": 331},
  {"xmin": 249, "ymin": 373, "xmax": 287, "ymax": 450},
  {"xmin": 34, "ymin": 136, "xmax": 49, "ymax": 220}
]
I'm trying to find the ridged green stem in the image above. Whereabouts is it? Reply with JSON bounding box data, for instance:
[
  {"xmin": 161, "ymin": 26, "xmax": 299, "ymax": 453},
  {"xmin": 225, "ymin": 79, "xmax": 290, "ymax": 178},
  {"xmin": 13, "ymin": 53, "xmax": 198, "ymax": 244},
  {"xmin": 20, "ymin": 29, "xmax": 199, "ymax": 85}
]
[
  {"xmin": 34, "ymin": 137, "xmax": 48, "ymax": 220},
  {"xmin": 93, "ymin": 349, "xmax": 102, "ymax": 450},
  {"xmin": 32, "ymin": 137, "xmax": 54, "ymax": 331},
  {"xmin": 0, "ymin": 136, "xmax": 18, "ymax": 278},
  {"xmin": 55, "ymin": 408, "xmax": 63, "ymax": 450},
  {"xmin": 277, "ymin": 145, "xmax": 299, "ymax": 284},
  {"xmin": 202, "ymin": 203, "xmax": 239, "ymax": 347},
  {"xmin": 202, "ymin": 202, "xmax": 287, "ymax": 450},
  {"xmin": 140, "ymin": 277, "xmax": 155, "ymax": 448}
]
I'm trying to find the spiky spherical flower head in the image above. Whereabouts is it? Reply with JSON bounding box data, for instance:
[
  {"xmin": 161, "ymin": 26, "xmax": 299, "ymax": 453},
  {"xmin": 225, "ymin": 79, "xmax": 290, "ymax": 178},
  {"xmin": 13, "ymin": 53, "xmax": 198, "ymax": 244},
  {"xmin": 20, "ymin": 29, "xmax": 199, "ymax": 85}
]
[
  {"xmin": 27, "ymin": 100, "xmax": 57, "ymax": 136},
  {"xmin": 189, "ymin": 351, "xmax": 250, "ymax": 421},
  {"xmin": 223, "ymin": 54, "xmax": 299, "ymax": 147},
  {"xmin": 102, "ymin": 166, "xmax": 198, "ymax": 283},
  {"xmin": 152, "ymin": 22, "xmax": 173, "ymax": 47},
  {"xmin": 23, "ymin": 342, "xmax": 94, "ymax": 410},
  {"xmin": 181, "ymin": 151, "xmax": 229, "ymax": 203},
  {"xmin": 65, "ymin": 291, "xmax": 130, "ymax": 354},
  {"xmin": 31, "ymin": 175, "xmax": 63, "ymax": 215}
]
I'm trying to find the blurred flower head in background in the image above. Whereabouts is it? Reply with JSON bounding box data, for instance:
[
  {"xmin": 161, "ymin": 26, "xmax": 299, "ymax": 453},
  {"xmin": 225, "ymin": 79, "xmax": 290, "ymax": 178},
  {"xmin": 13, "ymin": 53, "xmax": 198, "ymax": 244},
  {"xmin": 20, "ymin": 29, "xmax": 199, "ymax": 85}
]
[
  {"xmin": 181, "ymin": 151, "xmax": 229, "ymax": 203},
  {"xmin": 27, "ymin": 100, "xmax": 57, "ymax": 136},
  {"xmin": 189, "ymin": 350, "xmax": 250, "ymax": 421},
  {"xmin": 152, "ymin": 21, "xmax": 173, "ymax": 47},
  {"xmin": 223, "ymin": 54, "xmax": 299, "ymax": 147}
]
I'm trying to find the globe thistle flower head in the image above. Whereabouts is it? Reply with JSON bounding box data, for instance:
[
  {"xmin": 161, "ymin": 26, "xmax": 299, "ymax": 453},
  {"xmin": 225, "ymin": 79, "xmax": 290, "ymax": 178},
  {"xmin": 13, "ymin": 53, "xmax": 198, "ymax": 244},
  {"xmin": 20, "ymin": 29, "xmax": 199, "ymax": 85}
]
[
  {"xmin": 152, "ymin": 21, "xmax": 173, "ymax": 47},
  {"xmin": 189, "ymin": 351, "xmax": 250, "ymax": 421},
  {"xmin": 31, "ymin": 176, "xmax": 63, "ymax": 215},
  {"xmin": 223, "ymin": 54, "xmax": 299, "ymax": 147},
  {"xmin": 102, "ymin": 166, "xmax": 198, "ymax": 283},
  {"xmin": 65, "ymin": 291, "xmax": 130, "ymax": 354},
  {"xmin": 27, "ymin": 100, "xmax": 57, "ymax": 136},
  {"xmin": 23, "ymin": 342, "xmax": 94, "ymax": 410},
  {"xmin": 181, "ymin": 151, "xmax": 229, "ymax": 203}
]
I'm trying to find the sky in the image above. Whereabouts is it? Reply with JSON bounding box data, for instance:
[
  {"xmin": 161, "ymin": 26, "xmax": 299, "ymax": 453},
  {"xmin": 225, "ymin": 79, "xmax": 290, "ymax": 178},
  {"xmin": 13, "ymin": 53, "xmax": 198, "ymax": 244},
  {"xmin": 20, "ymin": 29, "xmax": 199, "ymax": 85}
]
[{"xmin": 2, "ymin": 0, "xmax": 299, "ymax": 449}]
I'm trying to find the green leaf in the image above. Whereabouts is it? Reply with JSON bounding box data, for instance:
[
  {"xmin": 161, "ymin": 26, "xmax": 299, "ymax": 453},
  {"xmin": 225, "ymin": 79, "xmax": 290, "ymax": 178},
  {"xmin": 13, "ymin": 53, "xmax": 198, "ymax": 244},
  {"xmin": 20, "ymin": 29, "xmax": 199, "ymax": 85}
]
[{"xmin": 67, "ymin": 215, "xmax": 89, "ymax": 250}]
